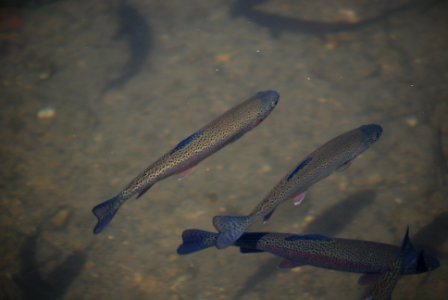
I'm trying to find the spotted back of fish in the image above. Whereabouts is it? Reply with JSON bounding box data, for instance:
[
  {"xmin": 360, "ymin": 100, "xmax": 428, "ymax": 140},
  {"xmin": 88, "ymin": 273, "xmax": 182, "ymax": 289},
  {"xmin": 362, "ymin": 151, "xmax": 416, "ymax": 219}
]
[
  {"xmin": 250, "ymin": 124, "xmax": 383, "ymax": 220},
  {"xmin": 92, "ymin": 90, "xmax": 279, "ymax": 234},
  {"xmin": 122, "ymin": 90, "xmax": 280, "ymax": 198},
  {"xmin": 212, "ymin": 124, "xmax": 382, "ymax": 248}
]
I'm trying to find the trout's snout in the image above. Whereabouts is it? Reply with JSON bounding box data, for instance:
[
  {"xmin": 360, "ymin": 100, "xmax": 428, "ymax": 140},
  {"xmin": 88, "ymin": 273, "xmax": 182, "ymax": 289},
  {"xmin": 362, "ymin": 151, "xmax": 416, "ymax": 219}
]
[
  {"xmin": 257, "ymin": 90, "xmax": 280, "ymax": 109},
  {"xmin": 360, "ymin": 124, "xmax": 383, "ymax": 144}
]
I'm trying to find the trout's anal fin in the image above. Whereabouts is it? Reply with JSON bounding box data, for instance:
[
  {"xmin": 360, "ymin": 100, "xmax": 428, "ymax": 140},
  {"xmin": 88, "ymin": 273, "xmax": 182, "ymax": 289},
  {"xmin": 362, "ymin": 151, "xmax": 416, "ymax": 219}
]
[{"xmin": 292, "ymin": 191, "xmax": 307, "ymax": 206}]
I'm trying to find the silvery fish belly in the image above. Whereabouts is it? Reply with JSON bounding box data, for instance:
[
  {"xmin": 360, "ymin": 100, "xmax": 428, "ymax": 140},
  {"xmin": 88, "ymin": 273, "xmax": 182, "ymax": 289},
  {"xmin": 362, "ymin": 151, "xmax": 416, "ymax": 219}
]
[
  {"xmin": 213, "ymin": 124, "xmax": 383, "ymax": 249},
  {"xmin": 92, "ymin": 90, "xmax": 280, "ymax": 234}
]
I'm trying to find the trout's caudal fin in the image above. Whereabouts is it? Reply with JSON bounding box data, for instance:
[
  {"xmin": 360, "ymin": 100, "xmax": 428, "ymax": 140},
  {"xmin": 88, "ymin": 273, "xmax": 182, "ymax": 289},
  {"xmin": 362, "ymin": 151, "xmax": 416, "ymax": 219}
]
[
  {"xmin": 92, "ymin": 195, "xmax": 123, "ymax": 234},
  {"xmin": 177, "ymin": 229, "xmax": 217, "ymax": 255},
  {"xmin": 212, "ymin": 215, "xmax": 250, "ymax": 249}
]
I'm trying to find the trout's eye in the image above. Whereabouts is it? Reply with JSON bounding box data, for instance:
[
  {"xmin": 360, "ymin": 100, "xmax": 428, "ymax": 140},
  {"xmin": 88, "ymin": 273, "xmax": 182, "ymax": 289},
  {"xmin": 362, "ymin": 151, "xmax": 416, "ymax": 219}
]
[{"xmin": 271, "ymin": 98, "xmax": 278, "ymax": 108}]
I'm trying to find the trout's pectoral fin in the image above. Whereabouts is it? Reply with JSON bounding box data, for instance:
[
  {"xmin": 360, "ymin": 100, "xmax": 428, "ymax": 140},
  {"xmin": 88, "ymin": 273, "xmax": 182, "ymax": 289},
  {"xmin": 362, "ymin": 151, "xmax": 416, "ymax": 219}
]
[
  {"xmin": 278, "ymin": 259, "xmax": 307, "ymax": 269},
  {"xmin": 292, "ymin": 191, "xmax": 307, "ymax": 206},
  {"xmin": 358, "ymin": 273, "xmax": 381, "ymax": 285},
  {"xmin": 337, "ymin": 158, "xmax": 354, "ymax": 172},
  {"xmin": 263, "ymin": 208, "xmax": 277, "ymax": 224}
]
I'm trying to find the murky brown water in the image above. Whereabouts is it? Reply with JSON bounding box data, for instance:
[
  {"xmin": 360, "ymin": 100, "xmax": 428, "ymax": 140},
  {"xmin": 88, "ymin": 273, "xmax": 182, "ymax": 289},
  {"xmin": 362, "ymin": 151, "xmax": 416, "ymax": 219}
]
[{"xmin": 1, "ymin": 0, "xmax": 447, "ymax": 299}]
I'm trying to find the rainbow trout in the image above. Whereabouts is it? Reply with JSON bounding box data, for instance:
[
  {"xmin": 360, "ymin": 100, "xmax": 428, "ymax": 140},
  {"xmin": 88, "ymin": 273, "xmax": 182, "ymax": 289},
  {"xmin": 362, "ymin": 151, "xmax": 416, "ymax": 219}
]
[
  {"xmin": 213, "ymin": 124, "xmax": 383, "ymax": 249},
  {"xmin": 92, "ymin": 90, "xmax": 280, "ymax": 234},
  {"xmin": 177, "ymin": 229, "xmax": 439, "ymax": 278}
]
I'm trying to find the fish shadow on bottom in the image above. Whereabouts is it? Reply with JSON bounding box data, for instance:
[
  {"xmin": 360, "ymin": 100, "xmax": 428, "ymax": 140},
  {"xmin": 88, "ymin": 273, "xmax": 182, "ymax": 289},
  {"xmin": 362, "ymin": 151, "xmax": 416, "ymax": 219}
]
[
  {"xmin": 413, "ymin": 211, "xmax": 448, "ymax": 260},
  {"xmin": 11, "ymin": 224, "xmax": 87, "ymax": 300}
]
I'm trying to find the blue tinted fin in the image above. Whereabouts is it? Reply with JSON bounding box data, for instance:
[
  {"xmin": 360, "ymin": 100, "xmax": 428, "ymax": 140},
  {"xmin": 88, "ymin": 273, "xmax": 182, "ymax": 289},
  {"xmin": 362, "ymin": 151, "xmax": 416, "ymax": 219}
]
[
  {"xmin": 171, "ymin": 131, "xmax": 203, "ymax": 154},
  {"xmin": 287, "ymin": 157, "xmax": 312, "ymax": 181},
  {"xmin": 92, "ymin": 195, "xmax": 123, "ymax": 234},
  {"xmin": 399, "ymin": 226, "xmax": 417, "ymax": 267},
  {"xmin": 284, "ymin": 234, "xmax": 333, "ymax": 242},
  {"xmin": 415, "ymin": 251, "xmax": 431, "ymax": 273},
  {"xmin": 177, "ymin": 229, "xmax": 217, "ymax": 255}
]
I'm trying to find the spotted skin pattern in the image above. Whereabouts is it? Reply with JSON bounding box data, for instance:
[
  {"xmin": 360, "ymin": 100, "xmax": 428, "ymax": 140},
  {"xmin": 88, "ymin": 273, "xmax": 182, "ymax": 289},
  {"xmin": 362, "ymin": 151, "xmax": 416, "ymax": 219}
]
[
  {"xmin": 213, "ymin": 124, "xmax": 383, "ymax": 249},
  {"xmin": 177, "ymin": 229, "xmax": 439, "ymax": 277},
  {"xmin": 256, "ymin": 234, "xmax": 405, "ymax": 274},
  {"xmin": 362, "ymin": 228, "xmax": 413, "ymax": 300},
  {"xmin": 92, "ymin": 90, "xmax": 280, "ymax": 234},
  {"xmin": 363, "ymin": 256, "xmax": 404, "ymax": 300}
]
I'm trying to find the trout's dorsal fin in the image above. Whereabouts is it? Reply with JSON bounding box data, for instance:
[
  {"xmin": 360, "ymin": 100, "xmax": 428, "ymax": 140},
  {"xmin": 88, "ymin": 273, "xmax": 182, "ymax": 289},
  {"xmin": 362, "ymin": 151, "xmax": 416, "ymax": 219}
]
[
  {"xmin": 287, "ymin": 157, "xmax": 312, "ymax": 181},
  {"xmin": 171, "ymin": 131, "xmax": 203, "ymax": 154}
]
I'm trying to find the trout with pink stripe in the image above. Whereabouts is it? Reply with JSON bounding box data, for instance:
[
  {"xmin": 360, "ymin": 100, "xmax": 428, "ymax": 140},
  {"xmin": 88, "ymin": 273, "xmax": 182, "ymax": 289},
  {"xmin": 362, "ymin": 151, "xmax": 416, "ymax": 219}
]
[
  {"xmin": 213, "ymin": 124, "xmax": 383, "ymax": 249},
  {"xmin": 176, "ymin": 228, "xmax": 439, "ymax": 278},
  {"xmin": 92, "ymin": 90, "xmax": 279, "ymax": 234}
]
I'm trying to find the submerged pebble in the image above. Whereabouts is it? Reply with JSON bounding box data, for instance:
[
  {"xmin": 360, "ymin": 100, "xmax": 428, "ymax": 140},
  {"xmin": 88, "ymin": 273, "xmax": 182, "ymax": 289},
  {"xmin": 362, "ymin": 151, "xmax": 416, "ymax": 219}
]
[
  {"xmin": 50, "ymin": 208, "xmax": 71, "ymax": 229},
  {"xmin": 37, "ymin": 107, "xmax": 55, "ymax": 120},
  {"xmin": 257, "ymin": 164, "xmax": 272, "ymax": 174},
  {"xmin": 303, "ymin": 214, "xmax": 316, "ymax": 226},
  {"xmin": 405, "ymin": 116, "xmax": 418, "ymax": 128}
]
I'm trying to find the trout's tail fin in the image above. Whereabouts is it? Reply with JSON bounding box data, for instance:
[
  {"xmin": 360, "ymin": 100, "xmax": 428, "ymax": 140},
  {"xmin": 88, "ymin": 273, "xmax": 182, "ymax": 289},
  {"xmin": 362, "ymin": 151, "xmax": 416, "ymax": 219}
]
[
  {"xmin": 92, "ymin": 195, "xmax": 123, "ymax": 234},
  {"xmin": 177, "ymin": 229, "xmax": 218, "ymax": 255},
  {"xmin": 212, "ymin": 215, "xmax": 250, "ymax": 249}
]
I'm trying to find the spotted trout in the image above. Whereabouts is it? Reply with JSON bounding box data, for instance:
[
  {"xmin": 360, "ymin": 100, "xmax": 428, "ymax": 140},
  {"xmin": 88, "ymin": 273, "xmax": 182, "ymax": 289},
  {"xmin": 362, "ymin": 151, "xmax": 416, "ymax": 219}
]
[
  {"xmin": 92, "ymin": 90, "xmax": 280, "ymax": 234},
  {"xmin": 213, "ymin": 124, "xmax": 383, "ymax": 249},
  {"xmin": 177, "ymin": 229, "xmax": 439, "ymax": 279}
]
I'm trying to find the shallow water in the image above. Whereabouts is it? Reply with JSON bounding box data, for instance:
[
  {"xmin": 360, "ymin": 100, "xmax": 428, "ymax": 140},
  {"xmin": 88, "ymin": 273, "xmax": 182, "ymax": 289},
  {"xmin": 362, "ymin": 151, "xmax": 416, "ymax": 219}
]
[{"xmin": 1, "ymin": 0, "xmax": 447, "ymax": 299}]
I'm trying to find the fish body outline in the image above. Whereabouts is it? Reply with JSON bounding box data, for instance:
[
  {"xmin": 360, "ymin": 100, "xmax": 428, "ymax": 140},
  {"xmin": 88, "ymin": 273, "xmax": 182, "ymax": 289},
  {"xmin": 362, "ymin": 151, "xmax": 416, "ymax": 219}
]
[
  {"xmin": 92, "ymin": 90, "xmax": 280, "ymax": 234},
  {"xmin": 177, "ymin": 229, "xmax": 440, "ymax": 277},
  {"xmin": 213, "ymin": 124, "xmax": 383, "ymax": 249}
]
